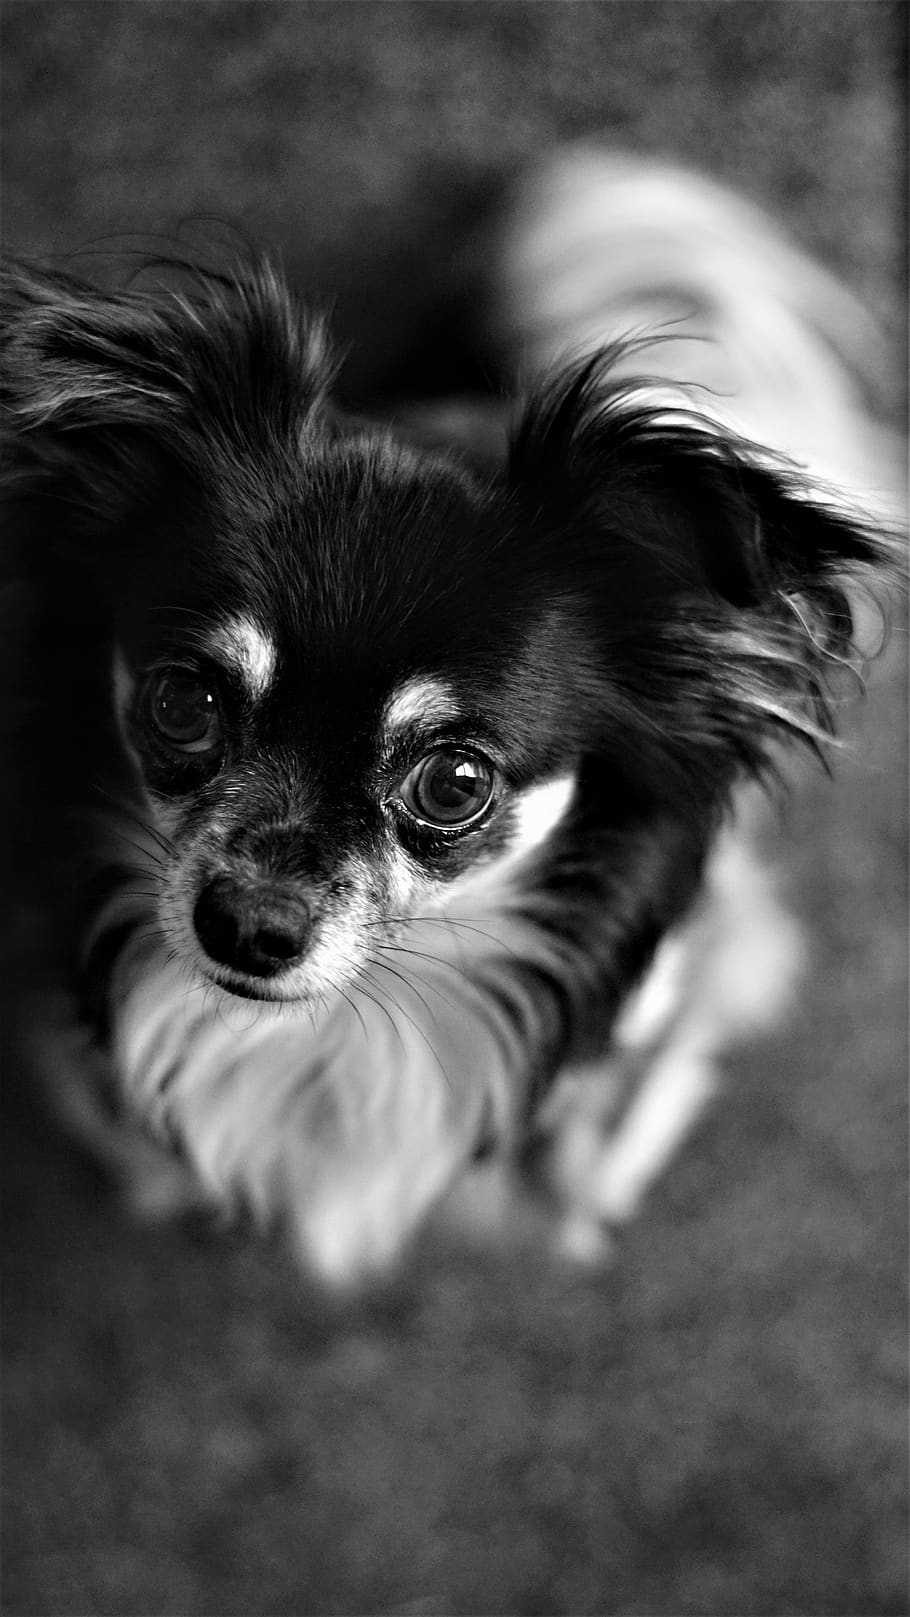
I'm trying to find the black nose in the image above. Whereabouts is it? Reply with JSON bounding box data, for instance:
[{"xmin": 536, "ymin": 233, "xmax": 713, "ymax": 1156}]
[{"xmin": 193, "ymin": 875, "xmax": 312, "ymax": 977}]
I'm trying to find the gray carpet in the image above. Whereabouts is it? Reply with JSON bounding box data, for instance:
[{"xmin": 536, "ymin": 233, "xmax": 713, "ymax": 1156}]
[{"xmin": 2, "ymin": 5, "xmax": 907, "ymax": 1613}]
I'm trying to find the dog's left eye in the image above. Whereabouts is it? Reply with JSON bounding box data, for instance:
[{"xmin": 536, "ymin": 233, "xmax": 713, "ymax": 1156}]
[
  {"xmin": 145, "ymin": 668, "xmax": 222, "ymax": 754},
  {"xmin": 397, "ymin": 750, "xmax": 496, "ymax": 828}
]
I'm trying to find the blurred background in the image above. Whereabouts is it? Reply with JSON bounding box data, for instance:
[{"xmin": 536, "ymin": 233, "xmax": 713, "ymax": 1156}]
[{"xmin": 2, "ymin": 4, "xmax": 907, "ymax": 1613}]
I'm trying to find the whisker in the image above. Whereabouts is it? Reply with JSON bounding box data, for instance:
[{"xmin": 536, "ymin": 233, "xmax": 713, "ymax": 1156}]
[
  {"xmin": 89, "ymin": 784, "xmax": 176, "ymax": 860},
  {"xmin": 98, "ymin": 883, "xmax": 161, "ymax": 903},
  {"xmin": 130, "ymin": 924, "xmax": 170, "ymax": 948},
  {"xmin": 373, "ymin": 945, "xmax": 466, "ymax": 1015},
  {"xmin": 358, "ymin": 968, "xmax": 451, "ymax": 1087},
  {"xmin": 379, "ymin": 940, "xmax": 479, "ymax": 986},
  {"xmin": 339, "ymin": 988, "xmax": 370, "ymax": 1044},
  {"xmin": 391, "ymin": 913, "xmax": 524, "ymax": 961},
  {"xmin": 350, "ymin": 973, "xmax": 406, "ymax": 1056},
  {"xmin": 94, "ymin": 829, "xmax": 167, "ymax": 871},
  {"xmin": 369, "ymin": 956, "xmax": 440, "ymax": 1027}
]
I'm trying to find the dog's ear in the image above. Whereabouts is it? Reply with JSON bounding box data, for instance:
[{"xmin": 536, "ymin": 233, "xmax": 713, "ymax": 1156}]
[
  {"xmin": 508, "ymin": 355, "xmax": 900, "ymax": 781},
  {"xmin": 1, "ymin": 261, "xmax": 197, "ymax": 455},
  {"xmin": 1, "ymin": 258, "xmax": 334, "ymax": 492}
]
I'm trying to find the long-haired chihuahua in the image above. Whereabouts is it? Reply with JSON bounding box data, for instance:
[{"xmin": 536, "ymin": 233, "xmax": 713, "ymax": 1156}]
[{"xmin": 2, "ymin": 152, "xmax": 900, "ymax": 1285}]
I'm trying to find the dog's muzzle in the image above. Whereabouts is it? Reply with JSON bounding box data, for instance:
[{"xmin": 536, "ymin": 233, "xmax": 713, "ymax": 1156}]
[{"xmin": 193, "ymin": 874, "xmax": 312, "ymax": 977}]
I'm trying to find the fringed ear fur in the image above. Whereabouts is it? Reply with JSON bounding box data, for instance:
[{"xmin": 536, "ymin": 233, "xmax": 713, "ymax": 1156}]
[
  {"xmin": 2, "ymin": 261, "xmax": 192, "ymax": 434},
  {"xmin": 1, "ymin": 257, "xmax": 335, "ymax": 481},
  {"xmin": 509, "ymin": 355, "xmax": 901, "ymax": 781}
]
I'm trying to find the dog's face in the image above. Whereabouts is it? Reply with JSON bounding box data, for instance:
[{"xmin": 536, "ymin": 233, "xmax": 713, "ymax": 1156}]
[
  {"xmin": 111, "ymin": 436, "xmax": 601, "ymax": 1003},
  {"xmin": 4, "ymin": 258, "xmax": 888, "ymax": 1024}
]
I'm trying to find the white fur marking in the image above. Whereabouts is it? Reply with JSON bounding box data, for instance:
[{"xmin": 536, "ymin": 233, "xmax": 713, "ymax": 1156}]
[
  {"xmin": 207, "ymin": 617, "xmax": 277, "ymax": 699},
  {"xmin": 109, "ymin": 928, "xmax": 521, "ymax": 1286},
  {"xmin": 510, "ymin": 774, "xmax": 576, "ymax": 860},
  {"xmin": 383, "ymin": 677, "xmax": 461, "ymax": 733}
]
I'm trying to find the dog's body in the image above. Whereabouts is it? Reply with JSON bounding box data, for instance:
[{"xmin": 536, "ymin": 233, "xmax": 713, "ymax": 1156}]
[{"xmin": 2, "ymin": 154, "xmax": 899, "ymax": 1285}]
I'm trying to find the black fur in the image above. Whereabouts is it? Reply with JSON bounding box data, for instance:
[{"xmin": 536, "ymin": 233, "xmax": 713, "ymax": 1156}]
[{"xmin": 1, "ymin": 254, "xmax": 894, "ymax": 1234}]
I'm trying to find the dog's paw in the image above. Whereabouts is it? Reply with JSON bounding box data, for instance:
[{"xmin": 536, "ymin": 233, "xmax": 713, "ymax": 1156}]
[{"xmin": 552, "ymin": 1210, "xmax": 616, "ymax": 1267}]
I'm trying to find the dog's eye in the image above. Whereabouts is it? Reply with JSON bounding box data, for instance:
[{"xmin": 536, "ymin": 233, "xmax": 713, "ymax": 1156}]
[
  {"xmin": 398, "ymin": 750, "xmax": 496, "ymax": 828},
  {"xmin": 145, "ymin": 669, "xmax": 222, "ymax": 754}
]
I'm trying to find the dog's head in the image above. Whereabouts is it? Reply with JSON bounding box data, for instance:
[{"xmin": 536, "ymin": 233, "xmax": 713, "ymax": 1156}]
[
  {"xmin": 107, "ymin": 439, "xmax": 603, "ymax": 1002},
  {"xmin": 2, "ymin": 257, "xmax": 893, "ymax": 1008}
]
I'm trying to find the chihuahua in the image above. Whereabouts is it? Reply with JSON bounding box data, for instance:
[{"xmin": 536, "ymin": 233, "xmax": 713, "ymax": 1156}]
[{"xmin": 2, "ymin": 153, "xmax": 899, "ymax": 1285}]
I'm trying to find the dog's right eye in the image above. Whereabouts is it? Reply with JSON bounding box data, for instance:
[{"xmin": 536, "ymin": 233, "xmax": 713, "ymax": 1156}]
[
  {"xmin": 145, "ymin": 669, "xmax": 223, "ymax": 755},
  {"xmin": 397, "ymin": 748, "xmax": 496, "ymax": 829}
]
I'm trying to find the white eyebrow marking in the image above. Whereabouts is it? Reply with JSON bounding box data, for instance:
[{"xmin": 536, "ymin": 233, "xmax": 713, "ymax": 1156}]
[
  {"xmin": 510, "ymin": 773, "xmax": 576, "ymax": 858},
  {"xmin": 383, "ymin": 676, "xmax": 462, "ymax": 733},
  {"xmin": 206, "ymin": 616, "xmax": 277, "ymax": 699}
]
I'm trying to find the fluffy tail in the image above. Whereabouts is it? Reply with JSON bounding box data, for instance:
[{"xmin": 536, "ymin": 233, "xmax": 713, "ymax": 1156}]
[{"xmin": 477, "ymin": 149, "xmax": 904, "ymax": 516}]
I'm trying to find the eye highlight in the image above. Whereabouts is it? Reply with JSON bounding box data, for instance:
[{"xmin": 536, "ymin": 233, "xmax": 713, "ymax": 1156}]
[
  {"xmin": 397, "ymin": 749, "xmax": 496, "ymax": 829},
  {"xmin": 144, "ymin": 668, "xmax": 223, "ymax": 755}
]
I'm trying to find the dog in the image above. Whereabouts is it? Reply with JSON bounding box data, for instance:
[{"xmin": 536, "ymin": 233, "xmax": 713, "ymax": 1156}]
[{"xmin": 2, "ymin": 152, "xmax": 900, "ymax": 1286}]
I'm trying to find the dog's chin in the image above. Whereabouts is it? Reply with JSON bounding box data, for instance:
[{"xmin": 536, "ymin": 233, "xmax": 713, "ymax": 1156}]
[{"xmin": 193, "ymin": 959, "xmax": 315, "ymax": 1007}]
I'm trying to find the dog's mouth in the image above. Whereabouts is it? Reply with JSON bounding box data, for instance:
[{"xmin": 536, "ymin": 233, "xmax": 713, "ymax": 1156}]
[
  {"xmin": 192, "ymin": 938, "xmax": 323, "ymax": 1006},
  {"xmin": 196, "ymin": 966, "xmax": 308, "ymax": 1004}
]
